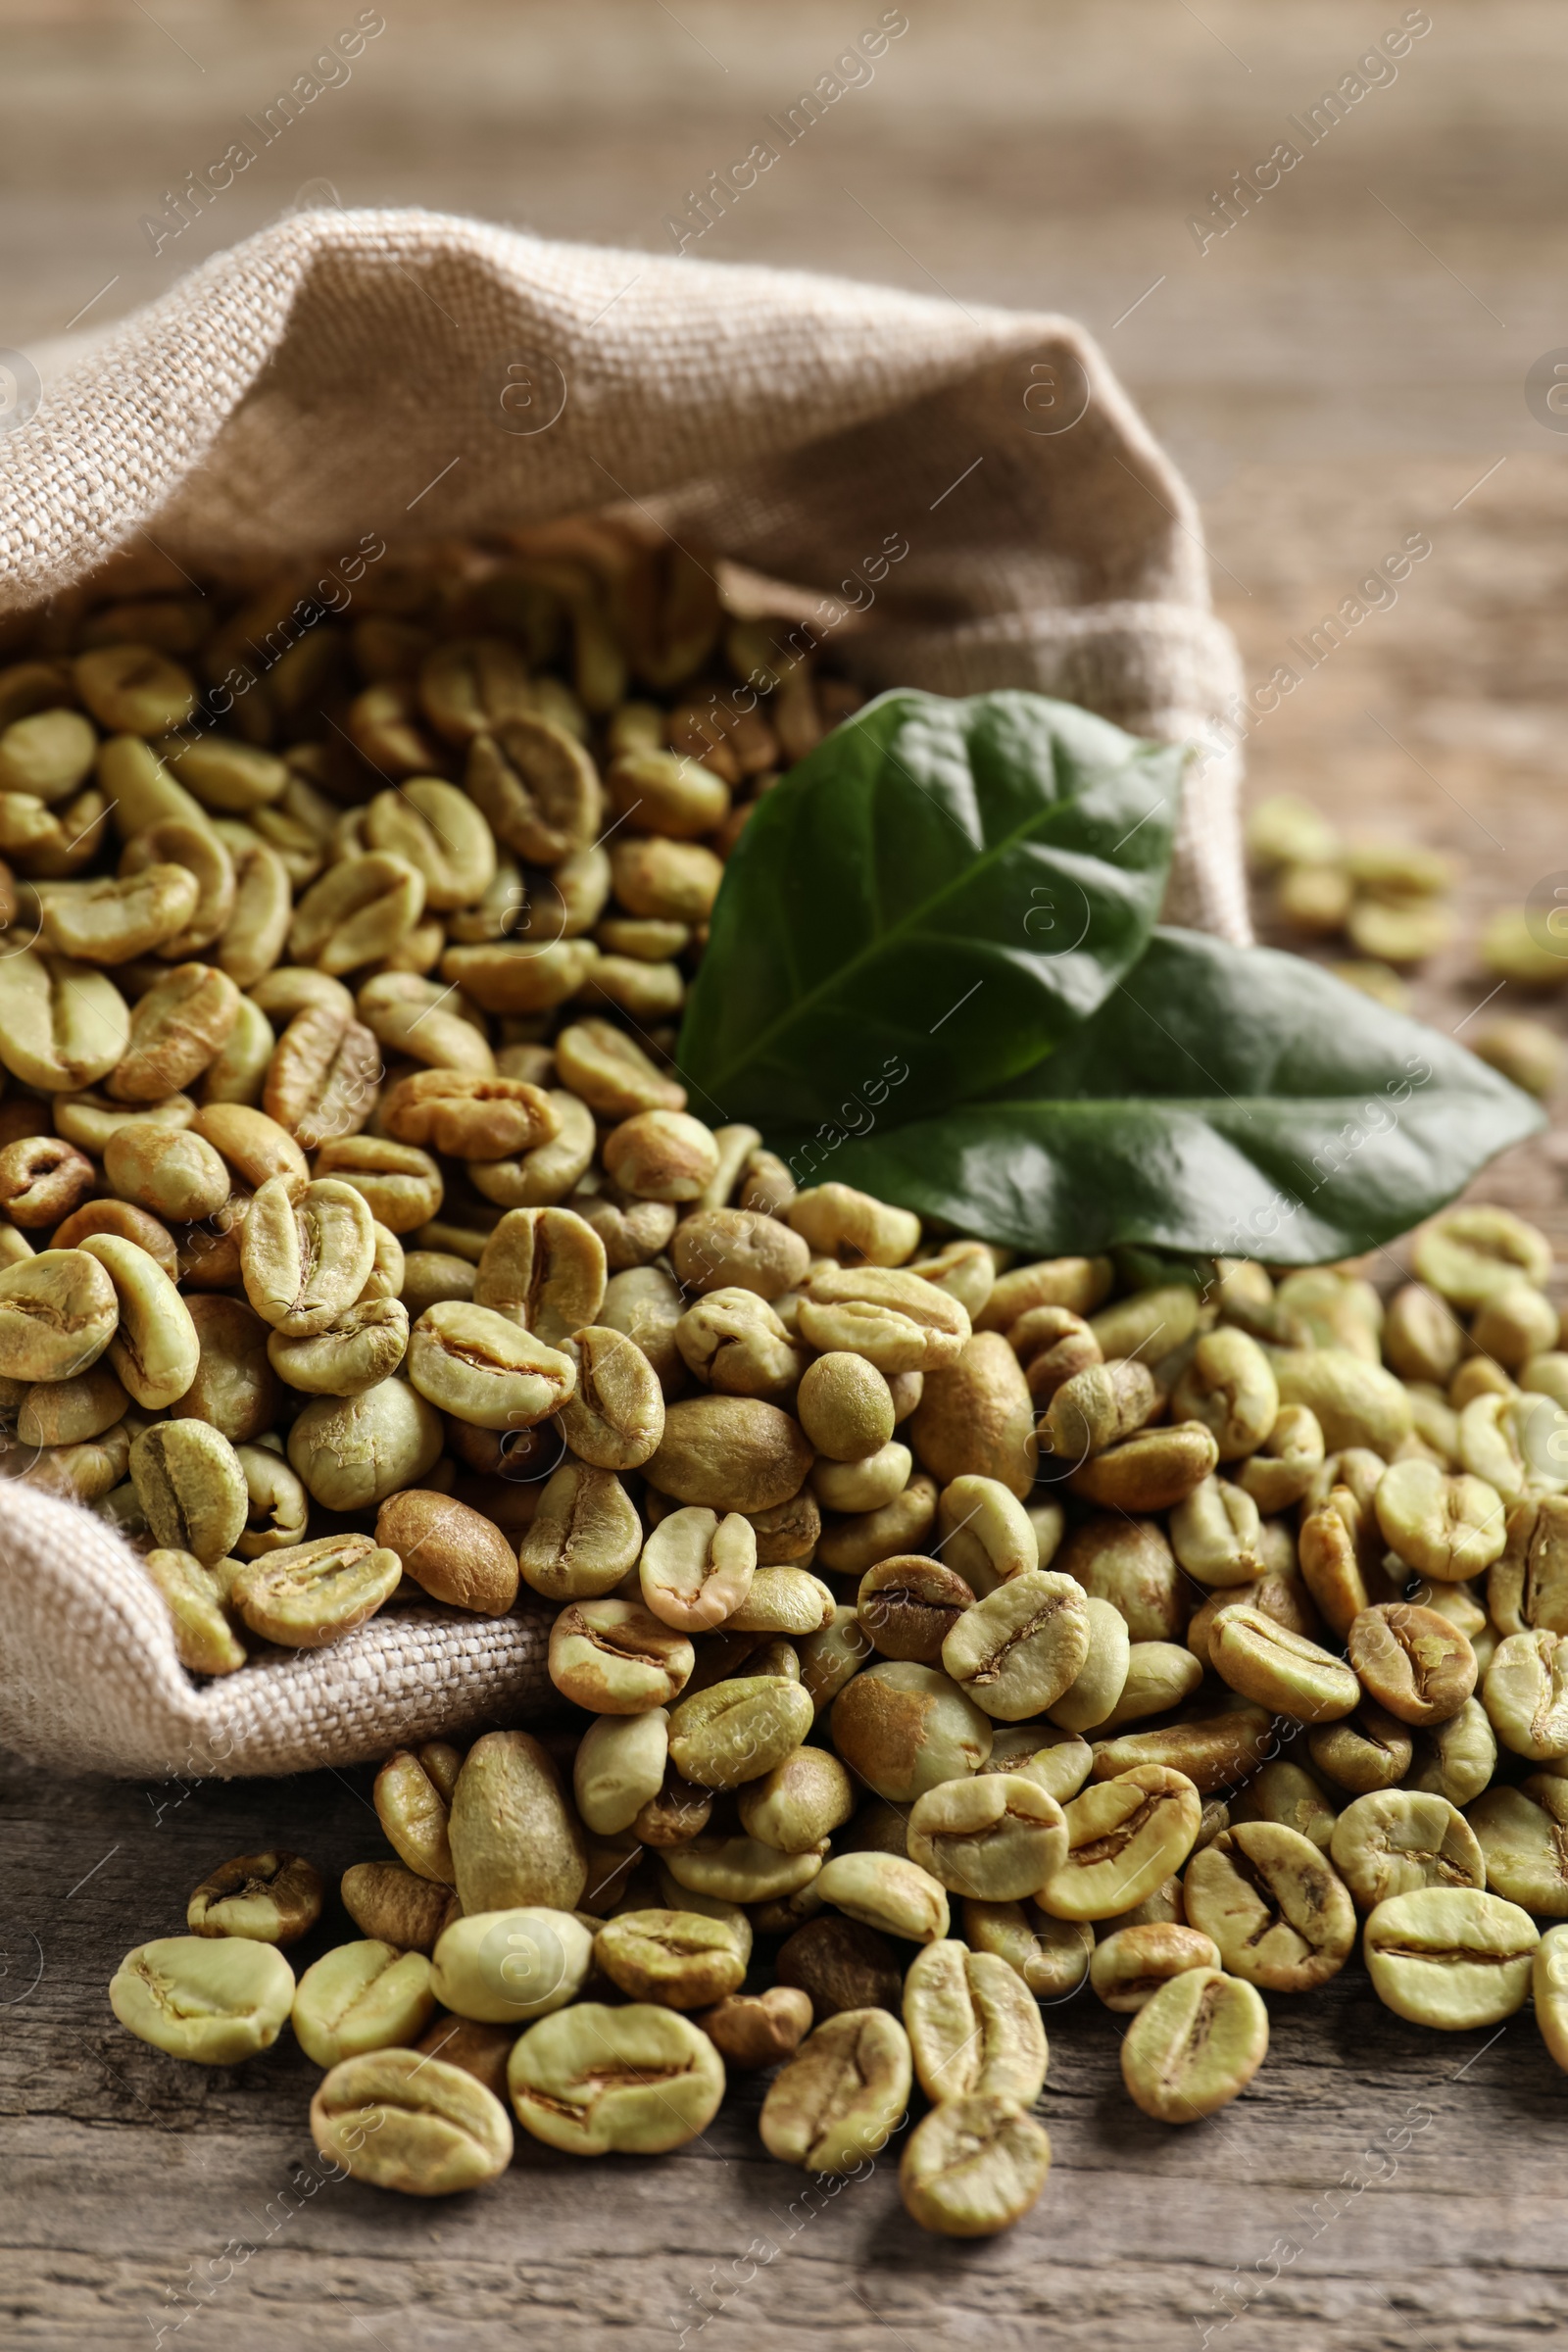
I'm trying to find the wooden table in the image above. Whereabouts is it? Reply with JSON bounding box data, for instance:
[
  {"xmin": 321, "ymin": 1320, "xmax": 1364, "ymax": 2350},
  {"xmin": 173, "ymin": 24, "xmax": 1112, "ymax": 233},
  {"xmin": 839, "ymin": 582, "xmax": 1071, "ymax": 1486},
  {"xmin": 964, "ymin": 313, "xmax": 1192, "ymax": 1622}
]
[{"xmin": 4, "ymin": 4, "xmax": 1567, "ymax": 2344}]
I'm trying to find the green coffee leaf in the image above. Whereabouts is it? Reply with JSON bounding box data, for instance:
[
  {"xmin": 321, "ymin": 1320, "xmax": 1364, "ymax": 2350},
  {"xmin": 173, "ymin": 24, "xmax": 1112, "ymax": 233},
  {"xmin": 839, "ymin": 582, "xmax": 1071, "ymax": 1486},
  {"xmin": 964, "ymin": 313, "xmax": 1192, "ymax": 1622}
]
[
  {"xmin": 808, "ymin": 929, "xmax": 1544, "ymax": 1263},
  {"xmin": 677, "ymin": 689, "xmax": 1182, "ymax": 1129}
]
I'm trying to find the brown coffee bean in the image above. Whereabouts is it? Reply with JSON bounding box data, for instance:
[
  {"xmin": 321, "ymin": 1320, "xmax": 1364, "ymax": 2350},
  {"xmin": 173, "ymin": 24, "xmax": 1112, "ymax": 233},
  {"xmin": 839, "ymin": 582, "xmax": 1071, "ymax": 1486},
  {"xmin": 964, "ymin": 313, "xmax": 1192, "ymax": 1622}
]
[{"xmin": 775, "ymin": 1916, "xmax": 903, "ymax": 2018}]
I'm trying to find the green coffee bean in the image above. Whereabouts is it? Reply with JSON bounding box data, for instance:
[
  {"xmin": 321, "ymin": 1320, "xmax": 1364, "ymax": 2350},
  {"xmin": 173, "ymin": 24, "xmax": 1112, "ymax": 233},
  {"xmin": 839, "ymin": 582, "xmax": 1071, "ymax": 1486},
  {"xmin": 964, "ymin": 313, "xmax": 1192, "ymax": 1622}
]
[{"xmin": 110, "ymin": 1936, "xmax": 295, "ymax": 2064}]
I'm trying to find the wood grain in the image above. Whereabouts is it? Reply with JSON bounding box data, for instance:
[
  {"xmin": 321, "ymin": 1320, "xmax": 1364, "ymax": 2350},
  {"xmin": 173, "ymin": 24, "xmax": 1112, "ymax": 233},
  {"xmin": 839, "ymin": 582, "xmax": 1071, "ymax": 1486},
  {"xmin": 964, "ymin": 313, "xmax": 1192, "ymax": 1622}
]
[{"xmin": 4, "ymin": 3, "xmax": 1568, "ymax": 2343}]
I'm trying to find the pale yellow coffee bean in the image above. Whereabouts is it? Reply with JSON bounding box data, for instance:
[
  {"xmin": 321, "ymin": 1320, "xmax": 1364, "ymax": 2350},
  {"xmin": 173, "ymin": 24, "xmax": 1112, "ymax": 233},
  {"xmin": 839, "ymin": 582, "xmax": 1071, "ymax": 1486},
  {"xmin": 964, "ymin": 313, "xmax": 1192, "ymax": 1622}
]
[
  {"xmin": 129, "ymin": 1419, "xmax": 247, "ymax": 1563},
  {"xmin": 517, "ymin": 1460, "xmax": 643, "ymax": 1600},
  {"xmin": 815, "ymin": 1852, "xmax": 950, "ymax": 1943},
  {"xmin": 1489, "ymin": 1494, "xmax": 1568, "ymax": 1637},
  {"xmin": 1068, "ymin": 1421, "xmax": 1218, "ymax": 1513},
  {"xmin": 941, "ymin": 1570, "xmax": 1090, "ymax": 1722},
  {"xmin": 448, "ymin": 1729, "xmax": 587, "ymax": 1914},
  {"xmin": 312, "ymin": 2048, "xmax": 514, "ymax": 2196},
  {"xmin": 266, "ymin": 1295, "xmax": 410, "ymax": 1398},
  {"xmin": 897, "ymin": 2093, "xmax": 1052, "ymax": 2238},
  {"xmin": 798, "ymin": 1264, "xmax": 971, "ymax": 1374},
  {"xmin": 760, "ymin": 2007, "xmax": 911, "ymax": 2173},
  {"xmin": 228, "ymin": 1533, "xmax": 402, "ymax": 1647},
  {"xmin": 0, "ymin": 1247, "xmax": 119, "ymax": 1382},
  {"xmin": 240, "ymin": 1173, "xmax": 374, "ymax": 1338},
  {"xmin": 1375, "ymin": 1456, "xmax": 1508, "ymax": 1582},
  {"xmin": 639, "ymin": 1506, "xmax": 756, "ymax": 1631},
  {"xmin": 594, "ymin": 1909, "xmax": 748, "ymax": 2009},
  {"xmin": 557, "ymin": 1325, "xmax": 665, "ymax": 1469},
  {"xmin": 976, "ymin": 1725, "xmax": 1095, "ymax": 1804},
  {"xmin": 573, "ymin": 1710, "xmax": 669, "ymax": 1838},
  {"xmin": 471, "ymin": 1203, "xmax": 606, "ymax": 1345},
  {"xmin": 73, "ymin": 1231, "xmax": 199, "ymax": 1412},
  {"xmin": 1039, "ymin": 1766, "xmax": 1201, "ymax": 1922},
  {"xmin": 1483, "ymin": 1629, "xmax": 1568, "ymax": 1759},
  {"xmin": 643, "ymin": 1395, "xmax": 812, "ymax": 1514},
  {"xmin": 1466, "ymin": 1780, "xmax": 1568, "ymax": 1913},
  {"xmin": 667, "ymin": 1674, "xmax": 814, "ymax": 1788},
  {"xmin": 17, "ymin": 1360, "xmax": 128, "ymax": 1448},
  {"xmin": 1227, "ymin": 1760, "xmax": 1337, "ymax": 1852},
  {"xmin": 1120, "ymin": 1968, "xmax": 1268, "ymax": 2123},
  {"xmin": 725, "ymin": 1564, "xmax": 835, "ymax": 1636},
  {"xmin": 1208, "ymin": 1605, "xmax": 1359, "ymax": 1723},
  {"xmin": 1534, "ymin": 1923, "xmax": 1568, "ymax": 2072},
  {"xmin": 1272, "ymin": 1347, "xmax": 1413, "ymax": 1458},
  {"xmin": 110, "ymin": 1936, "xmax": 294, "ymax": 2065},
  {"xmin": 1090, "ymin": 1923, "xmax": 1220, "ymax": 2012},
  {"xmin": 1328, "ymin": 1789, "xmax": 1484, "ymax": 1910},
  {"xmin": 737, "ymin": 1745, "xmax": 856, "ymax": 1854},
  {"xmin": 286, "ymin": 1378, "xmax": 443, "ymax": 1510},
  {"xmin": 937, "ymin": 1473, "xmax": 1037, "ymax": 1597},
  {"xmin": 140, "ymin": 1547, "xmax": 247, "ymax": 1677},
  {"xmin": 186, "ymin": 1850, "xmax": 323, "ymax": 1945},
  {"xmin": 1184, "ymin": 1822, "xmax": 1356, "ymax": 1990},
  {"xmin": 374, "ymin": 1746, "xmax": 458, "ymax": 1885},
  {"xmin": 1170, "ymin": 1326, "xmax": 1279, "ymax": 1459},
  {"xmin": 407, "ymin": 1298, "xmax": 575, "ymax": 1431},
  {"xmin": 788, "ymin": 1181, "xmax": 920, "ymax": 1267},
  {"xmin": 904, "ymin": 1940, "xmax": 1047, "ymax": 2105},
  {"xmin": 1236, "ymin": 1403, "xmax": 1326, "ymax": 1515},
  {"xmin": 1364, "ymin": 1886, "xmax": 1538, "ymax": 2028},
  {"xmin": 906, "ymin": 1775, "xmax": 1067, "ymax": 1902},
  {"xmin": 662, "ymin": 1833, "xmax": 821, "ymax": 1905},
  {"xmin": 1414, "ymin": 1204, "xmax": 1552, "ymax": 1308},
  {"xmin": 292, "ymin": 1939, "xmax": 435, "ymax": 2067},
  {"xmin": 430, "ymin": 1906, "xmax": 594, "ymax": 2024},
  {"xmin": 0, "ymin": 950, "xmax": 128, "ymax": 1094},
  {"xmin": 814, "ymin": 1472, "xmax": 938, "ymax": 1576},
  {"xmin": 509, "ymin": 2002, "xmax": 725, "ymax": 2156},
  {"xmin": 1046, "ymin": 1594, "xmax": 1131, "ymax": 1734},
  {"xmin": 1097, "ymin": 1642, "xmax": 1205, "ymax": 1734},
  {"xmin": 550, "ymin": 1597, "xmax": 694, "ymax": 1713},
  {"xmin": 962, "ymin": 1899, "xmax": 1093, "ymax": 1999}
]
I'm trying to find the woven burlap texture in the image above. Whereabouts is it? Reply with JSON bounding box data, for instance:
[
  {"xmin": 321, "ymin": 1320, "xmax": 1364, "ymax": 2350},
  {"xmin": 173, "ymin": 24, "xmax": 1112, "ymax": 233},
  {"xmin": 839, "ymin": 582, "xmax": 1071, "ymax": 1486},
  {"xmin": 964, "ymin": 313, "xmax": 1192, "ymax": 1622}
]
[{"xmin": 0, "ymin": 207, "xmax": 1249, "ymax": 1779}]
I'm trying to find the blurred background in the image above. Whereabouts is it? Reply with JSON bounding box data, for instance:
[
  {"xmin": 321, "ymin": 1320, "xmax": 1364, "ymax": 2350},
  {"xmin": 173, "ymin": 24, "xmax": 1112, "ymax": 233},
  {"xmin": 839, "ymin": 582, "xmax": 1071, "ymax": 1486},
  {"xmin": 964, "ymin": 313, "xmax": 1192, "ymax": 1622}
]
[{"xmin": 3, "ymin": 0, "xmax": 1566, "ymax": 1159}]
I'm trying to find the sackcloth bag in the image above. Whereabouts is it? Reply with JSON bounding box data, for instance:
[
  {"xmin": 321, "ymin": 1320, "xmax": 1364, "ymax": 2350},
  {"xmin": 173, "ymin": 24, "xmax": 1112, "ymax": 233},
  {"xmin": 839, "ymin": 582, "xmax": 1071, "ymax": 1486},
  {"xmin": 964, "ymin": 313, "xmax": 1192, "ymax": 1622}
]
[{"xmin": 0, "ymin": 208, "xmax": 1249, "ymax": 1776}]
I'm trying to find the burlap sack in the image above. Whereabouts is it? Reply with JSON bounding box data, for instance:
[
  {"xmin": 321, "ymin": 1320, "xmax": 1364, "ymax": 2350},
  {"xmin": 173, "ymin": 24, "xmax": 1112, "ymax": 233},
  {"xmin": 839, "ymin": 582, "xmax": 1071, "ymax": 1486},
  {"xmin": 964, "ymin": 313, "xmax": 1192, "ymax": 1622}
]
[{"xmin": 0, "ymin": 208, "xmax": 1249, "ymax": 1778}]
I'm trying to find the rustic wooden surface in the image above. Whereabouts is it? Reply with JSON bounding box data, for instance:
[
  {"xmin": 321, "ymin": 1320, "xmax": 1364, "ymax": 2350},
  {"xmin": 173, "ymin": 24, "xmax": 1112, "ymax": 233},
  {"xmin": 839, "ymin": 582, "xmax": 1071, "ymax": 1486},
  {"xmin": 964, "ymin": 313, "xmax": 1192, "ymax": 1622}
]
[{"xmin": 4, "ymin": 3, "xmax": 1568, "ymax": 2345}]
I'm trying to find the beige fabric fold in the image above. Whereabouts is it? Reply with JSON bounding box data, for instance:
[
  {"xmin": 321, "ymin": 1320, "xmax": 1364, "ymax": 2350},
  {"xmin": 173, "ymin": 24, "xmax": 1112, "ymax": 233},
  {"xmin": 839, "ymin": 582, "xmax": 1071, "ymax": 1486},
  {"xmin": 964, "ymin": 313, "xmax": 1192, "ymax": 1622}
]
[{"xmin": 0, "ymin": 208, "xmax": 1248, "ymax": 1777}]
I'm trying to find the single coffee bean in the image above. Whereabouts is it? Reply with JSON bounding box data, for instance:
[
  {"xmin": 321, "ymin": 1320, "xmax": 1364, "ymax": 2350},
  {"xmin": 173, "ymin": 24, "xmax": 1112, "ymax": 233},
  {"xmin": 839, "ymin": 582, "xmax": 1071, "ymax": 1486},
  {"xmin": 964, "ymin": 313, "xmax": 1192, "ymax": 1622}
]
[
  {"xmin": 291, "ymin": 1939, "xmax": 435, "ymax": 2067},
  {"xmin": 906, "ymin": 1774, "xmax": 1067, "ymax": 1902},
  {"xmin": 594, "ymin": 1908, "xmax": 749, "ymax": 2009},
  {"xmin": 1040, "ymin": 1766, "xmax": 1201, "ymax": 1921},
  {"xmin": 508, "ymin": 2002, "xmax": 725, "ymax": 2155},
  {"xmin": 374, "ymin": 1744, "xmax": 461, "ymax": 1885},
  {"xmin": 374, "ymin": 1490, "xmax": 519, "ymax": 1615},
  {"xmin": 961, "ymin": 1899, "xmax": 1094, "ymax": 1999},
  {"xmin": 1533, "ymin": 1923, "xmax": 1568, "ymax": 2072},
  {"xmin": 549, "ymin": 1597, "xmax": 695, "ymax": 1713},
  {"xmin": 1363, "ymin": 1886, "xmax": 1538, "ymax": 2028},
  {"xmin": 430, "ymin": 1906, "xmax": 594, "ymax": 2023},
  {"xmin": 940, "ymin": 1570, "xmax": 1090, "ymax": 1722},
  {"xmin": 186, "ymin": 1849, "xmax": 322, "ymax": 1944},
  {"xmin": 1407, "ymin": 1696, "xmax": 1497, "ymax": 1805},
  {"xmin": 737, "ymin": 1744, "xmax": 855, "ymax": 1854},
  {"xmin": 1090, "ymin": 1924, "xmax": 1221, "ymax": 2012},
  {"xmin": 1348, "ymin": 1602, "xmax": 1478, "ymax": 1727},
  {"xmin": 813, "ymin": 1852, "xmax": 950, "ymax": 1944},
  {"xmin": 903, "ymin": 1939, "xmax": 1048, "ymax": 2104},
  {"xmin": 639, "ymin": 1505, "xmax": 756, "ymax": 1632},
  {"xmin": 1208, "ymin": 1604, "xmax": 1360, "ymax": 1723},
  {"xmin": 1228, "ymin": 1761, "xmax": 1338, "ymax": 1853},
  {"xmin": 976, "ymin": 1725, "xmax": 1094, "ymax": 1805},
  {"xmin": 662, "ymin": 1832, "xmax": 823, "ymax": 1906},
  {"xmin": 760, "ymin": 2008, "xmax": 912, "ymax": 2173},
  {"xmin": 692, "ymin": 1986, "xmax": 813, "ymax": 2069},
  {"xmin": 1308, "ymin": 1700, "xmax": 1414, "ymax": 1795},
  {"xmin": 1329, "ymin": 1789, "xmax": 1485, "ymax": 1910},
  {"xmin": 1466, "ymin": 1782, "xmax": 1568, "ymax": 1914},
  {"xmin": 1483, "ymin": 1629, "xmax": 1568, "ymax": 1759},
  {"xmin": 1184, "ymin": 1823, "xmax": 1356, "ymax": 1991},
  {"xmin": 229, "ymin": 1534, "xmax": 402, "ymax": 1647},
  {"xmin": 667, "ymin": 1675, "xmax": 813, "ymax": 1788},
  {"xmin": 898, "ymin": 2094, "xmax": 1052, "ymax": 2239},
  {"xmin": 448, "ymin": 1730, "xmax": 587, "ymax": 1915},
  {"xmin": 1120, "ymin": 1968, "xmax": 1268, "ymax": 2122},
  {"xmin": 110, "ymin": 1935, "xmax": 295, "ymax": 2064},
  {"xmin": 311, "ymin": 2048, "xmax": 514, "ymax": 2195},
  {"xmin": 340, "ymin": 1862, "xmax": 458, "ymax": 1954}
]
